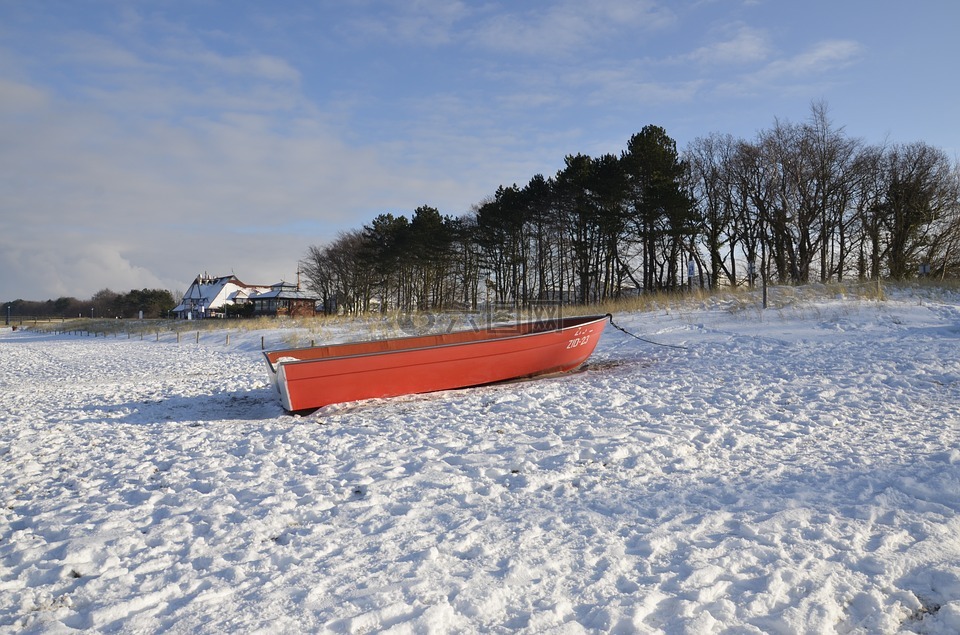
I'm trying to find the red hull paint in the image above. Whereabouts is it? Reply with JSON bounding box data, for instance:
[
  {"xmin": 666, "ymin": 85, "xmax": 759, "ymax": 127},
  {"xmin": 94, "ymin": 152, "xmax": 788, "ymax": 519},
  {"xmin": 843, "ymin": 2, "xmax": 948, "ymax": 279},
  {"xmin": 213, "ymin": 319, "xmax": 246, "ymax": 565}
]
[{"xmin": 264, "ymin": 314, "xmax": 610, "ymax": 411}]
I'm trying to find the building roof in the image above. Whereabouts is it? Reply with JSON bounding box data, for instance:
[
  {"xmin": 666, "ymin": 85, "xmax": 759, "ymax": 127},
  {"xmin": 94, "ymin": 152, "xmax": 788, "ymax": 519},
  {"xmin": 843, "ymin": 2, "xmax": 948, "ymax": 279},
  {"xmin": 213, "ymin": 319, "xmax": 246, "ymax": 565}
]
[{"xmin": 250, "ymin": 281, "xmax": 320, "ymax": 302}]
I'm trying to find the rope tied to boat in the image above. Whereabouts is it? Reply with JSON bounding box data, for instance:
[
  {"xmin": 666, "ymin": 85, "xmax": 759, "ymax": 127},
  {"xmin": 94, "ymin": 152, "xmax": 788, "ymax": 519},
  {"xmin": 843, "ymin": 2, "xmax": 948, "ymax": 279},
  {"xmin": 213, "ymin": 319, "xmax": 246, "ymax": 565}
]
[{"xmin": 606, "ymin": 314, "xmax": 689, "ymax": 350}]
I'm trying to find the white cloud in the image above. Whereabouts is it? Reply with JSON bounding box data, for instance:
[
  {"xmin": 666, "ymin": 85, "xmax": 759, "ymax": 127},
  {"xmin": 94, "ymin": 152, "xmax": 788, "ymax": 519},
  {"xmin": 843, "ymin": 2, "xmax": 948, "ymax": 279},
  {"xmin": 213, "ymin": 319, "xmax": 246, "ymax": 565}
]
[
  {"xmin": 336, "ymin": 0, "xmax": 675, "ymax": 57},
  {"xmin": 0, "ymin": 221, "xmax": 312, "ymax": 301},
  {"xmin": 712, "ymin": 38, "xmax": 864, "ymax": 98},
  {"xmin": 561, "ymin": 63, "xmax": 702, "ymax": 107},
  {"xmin": 758, "ymin": 39, "xmax": 863, "ymax": 79},
  {"xmin": 178, "ymin": 50, "xmax": 301, "ymax": 84},
  {"xmin": 0, "ymin": 77, "xmax": 47, "ymax": 112},
  {"xmin": 687, "ymin": 24, "xmax": 772, "ymax": 66},
  {"xmin": 60, "ymin": 32, "xmax": 155, "ymax": 70},
  {"xmin": 0, "ymin": 228, "xmax": 169, "ymax": 301},
  {"xmin": 471, "ymin": 0, "xmax": 675, "ymax": 57},
  {"xmin": 342, "ymin": 0, "xmax": 472, "ymax": 46}
]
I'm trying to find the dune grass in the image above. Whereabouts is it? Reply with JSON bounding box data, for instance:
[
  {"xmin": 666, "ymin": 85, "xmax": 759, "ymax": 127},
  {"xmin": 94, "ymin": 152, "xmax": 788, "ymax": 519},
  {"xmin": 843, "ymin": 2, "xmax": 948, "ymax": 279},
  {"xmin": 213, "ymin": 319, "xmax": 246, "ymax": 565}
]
[{"xmin": 22, "ymin": 279, "xmax": 957, "ymax": 343}]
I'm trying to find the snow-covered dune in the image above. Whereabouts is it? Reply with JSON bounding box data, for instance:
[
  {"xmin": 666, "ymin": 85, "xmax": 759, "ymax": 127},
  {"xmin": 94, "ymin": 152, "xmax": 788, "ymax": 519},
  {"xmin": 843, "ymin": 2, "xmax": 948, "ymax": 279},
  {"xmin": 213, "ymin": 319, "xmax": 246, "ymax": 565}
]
[{"xmin": 3, "ymin": 289, "xmax": 960, "ymax": 633}]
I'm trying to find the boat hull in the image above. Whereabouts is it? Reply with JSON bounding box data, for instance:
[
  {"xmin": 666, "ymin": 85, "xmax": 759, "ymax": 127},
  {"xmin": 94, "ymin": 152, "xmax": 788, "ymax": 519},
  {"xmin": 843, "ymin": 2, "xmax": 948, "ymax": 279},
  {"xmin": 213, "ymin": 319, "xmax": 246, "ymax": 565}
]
[{"xmin": 264, "ymin": 314, "xmax": 609, "ymax": 411}]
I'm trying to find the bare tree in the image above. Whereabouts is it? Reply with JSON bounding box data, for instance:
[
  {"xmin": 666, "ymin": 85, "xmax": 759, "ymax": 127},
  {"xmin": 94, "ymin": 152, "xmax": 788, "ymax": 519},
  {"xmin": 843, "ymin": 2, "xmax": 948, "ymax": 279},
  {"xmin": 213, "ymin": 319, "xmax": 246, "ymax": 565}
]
[
  {"xmin": 686, "ymin": 133, "xmax": 738, "ymax": 287},
  {"xmin": 881, "ymin": 142, "xmax": 960, "ymax": 278},
  {"xmin": 300, "ymin": 230, "xmax": 371, "ymax": 314}
]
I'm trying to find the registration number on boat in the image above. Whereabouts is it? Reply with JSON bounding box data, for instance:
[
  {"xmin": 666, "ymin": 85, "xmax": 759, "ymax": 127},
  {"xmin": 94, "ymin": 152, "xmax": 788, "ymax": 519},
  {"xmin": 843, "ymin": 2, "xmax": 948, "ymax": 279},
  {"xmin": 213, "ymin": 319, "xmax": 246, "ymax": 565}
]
[{"xmin": 566, "ymin": 335, "xmax": 592, "ymax": 349}]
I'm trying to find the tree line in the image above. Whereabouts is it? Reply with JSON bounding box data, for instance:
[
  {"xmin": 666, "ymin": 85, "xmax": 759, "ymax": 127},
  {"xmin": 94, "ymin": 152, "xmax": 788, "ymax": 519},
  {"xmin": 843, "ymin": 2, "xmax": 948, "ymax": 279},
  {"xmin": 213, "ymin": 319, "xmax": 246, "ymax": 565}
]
[
  {"xmin": 5, "ymin": 288, "xmax": 176, "ymax": 320},
  {"xmin": 302, "ymin": 103, "xmax": 960, "ymax": 314}
]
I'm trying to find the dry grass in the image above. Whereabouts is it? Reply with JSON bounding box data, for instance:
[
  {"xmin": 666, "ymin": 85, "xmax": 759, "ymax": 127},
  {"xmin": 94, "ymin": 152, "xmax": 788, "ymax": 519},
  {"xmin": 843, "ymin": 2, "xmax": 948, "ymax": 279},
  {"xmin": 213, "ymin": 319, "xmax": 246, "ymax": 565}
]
[
  {"xmin": 21, "ymin": 279, "xmax": 958, "ymax": 340},
  {"xmin": 28, "ymin": 313, "xmax": 352, "ymax": 340}
]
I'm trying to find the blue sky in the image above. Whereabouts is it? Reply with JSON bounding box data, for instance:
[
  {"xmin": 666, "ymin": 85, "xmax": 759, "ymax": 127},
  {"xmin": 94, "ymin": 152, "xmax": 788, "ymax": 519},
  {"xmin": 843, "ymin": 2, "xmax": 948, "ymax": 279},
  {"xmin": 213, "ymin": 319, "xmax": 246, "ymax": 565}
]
[{"xmin": 2, "ymin": 0, "xmax": 958, "ymax": 302}]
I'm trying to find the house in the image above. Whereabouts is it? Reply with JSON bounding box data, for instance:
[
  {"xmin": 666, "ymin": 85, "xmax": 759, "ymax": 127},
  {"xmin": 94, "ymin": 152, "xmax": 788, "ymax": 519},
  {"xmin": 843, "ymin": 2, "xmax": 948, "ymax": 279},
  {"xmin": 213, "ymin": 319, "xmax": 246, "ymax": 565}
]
[
  {"xmin": 249, "ymin": 281, "xmax": 320, "ymax": 318},
  {"xmin": 172, "ymin": 274, "xmax": 270, "ymax": 319}
]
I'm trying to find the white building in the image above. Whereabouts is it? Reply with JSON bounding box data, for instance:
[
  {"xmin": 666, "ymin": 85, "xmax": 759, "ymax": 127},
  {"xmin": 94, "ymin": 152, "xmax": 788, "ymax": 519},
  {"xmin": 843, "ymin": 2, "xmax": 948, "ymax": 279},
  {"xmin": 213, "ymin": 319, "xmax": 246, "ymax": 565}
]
[{"xmin": 171, "ymin": 274, "xmax": 270, "ymax": 319}]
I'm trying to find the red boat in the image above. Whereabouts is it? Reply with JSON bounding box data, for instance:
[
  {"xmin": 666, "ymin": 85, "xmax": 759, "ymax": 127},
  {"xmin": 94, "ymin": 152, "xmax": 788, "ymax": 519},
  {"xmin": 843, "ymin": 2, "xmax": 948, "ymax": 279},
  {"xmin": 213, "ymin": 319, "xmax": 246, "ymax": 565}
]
[{"xmin": 263, "ymin": 314, "xmax": 610, "ymax": 411}]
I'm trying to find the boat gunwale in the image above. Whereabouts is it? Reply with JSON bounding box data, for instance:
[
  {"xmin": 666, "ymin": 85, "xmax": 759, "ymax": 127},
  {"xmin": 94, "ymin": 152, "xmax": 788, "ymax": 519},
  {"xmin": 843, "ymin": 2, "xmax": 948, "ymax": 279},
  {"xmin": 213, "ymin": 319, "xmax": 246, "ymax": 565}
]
[{"xmin": 264, "ymin": 314, "xmax": 610, "ymax": 370}]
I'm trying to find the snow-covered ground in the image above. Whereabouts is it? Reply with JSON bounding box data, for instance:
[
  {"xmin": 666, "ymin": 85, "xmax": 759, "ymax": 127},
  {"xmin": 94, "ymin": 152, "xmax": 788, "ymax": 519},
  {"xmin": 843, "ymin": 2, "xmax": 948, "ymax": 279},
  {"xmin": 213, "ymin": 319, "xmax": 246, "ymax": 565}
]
[{"xmin": 2, "ymin": 287, "xmax": 960, "ymax": 634}]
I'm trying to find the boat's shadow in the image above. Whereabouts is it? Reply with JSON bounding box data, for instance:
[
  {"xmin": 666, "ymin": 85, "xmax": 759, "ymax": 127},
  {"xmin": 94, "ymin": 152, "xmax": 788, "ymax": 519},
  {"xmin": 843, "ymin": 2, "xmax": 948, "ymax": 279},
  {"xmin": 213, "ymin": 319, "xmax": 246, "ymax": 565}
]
[{"xmin": 76, "ymin": 386, "xmax": 289, "ymax": 424}]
